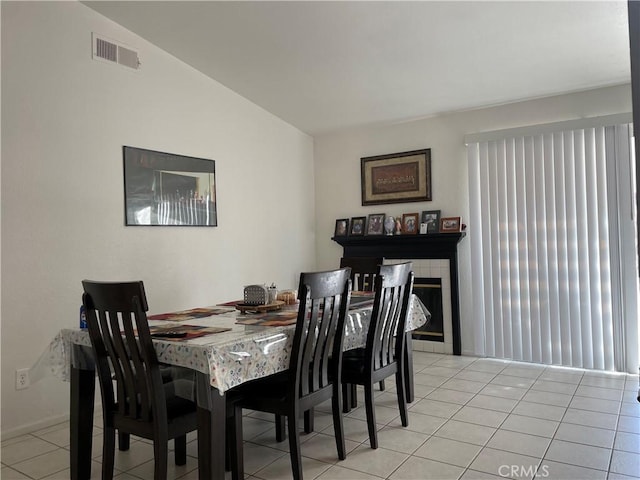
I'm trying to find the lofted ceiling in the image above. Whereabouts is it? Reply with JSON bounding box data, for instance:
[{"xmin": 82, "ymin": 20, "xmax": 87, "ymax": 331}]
[{"xmin": 84, "ymin": 1, "xmax": 631, "ymax": 136}]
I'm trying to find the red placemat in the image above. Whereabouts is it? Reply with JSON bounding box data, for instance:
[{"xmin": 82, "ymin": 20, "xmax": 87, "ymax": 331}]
[
  {"xmin": 148, "ymin": 307, "xmax": 233, "ymax": 322},
  {"xmin": 349, "ymin": 291, "xmax": 375, "ymax": 309},
  {"xmin": 148, "ymin": 324, "xmax": 230, "ymax": 340},
  {"xmin": 235, "ymin": 310, "xmax": 299, "ymax": 327}
]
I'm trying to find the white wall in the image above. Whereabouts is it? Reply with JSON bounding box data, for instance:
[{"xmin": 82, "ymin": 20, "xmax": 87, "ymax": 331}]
[
  {"xmin": 1, "ymin": 1, "xmax": 315, "ymax": 437},
  {"xmin": 314, "ymin": 84, "xmax": 633, "ymax": 357}
]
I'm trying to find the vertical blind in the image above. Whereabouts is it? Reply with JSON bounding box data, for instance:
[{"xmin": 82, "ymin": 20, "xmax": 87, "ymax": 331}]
[{"xmin": 467, "ymin": 121, "xmax": 638, "ymax": 372}]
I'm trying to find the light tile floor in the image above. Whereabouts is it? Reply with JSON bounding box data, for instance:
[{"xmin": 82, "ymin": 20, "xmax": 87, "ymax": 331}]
[{"xmin": 2, "ymin": 352, "xmax": 639, "ymax": 479}]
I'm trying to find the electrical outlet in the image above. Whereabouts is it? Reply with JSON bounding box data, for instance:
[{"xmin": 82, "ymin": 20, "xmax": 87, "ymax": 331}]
[{"xmin": 16, "ymin": 368, "xmax": 30, "ymax": 390}]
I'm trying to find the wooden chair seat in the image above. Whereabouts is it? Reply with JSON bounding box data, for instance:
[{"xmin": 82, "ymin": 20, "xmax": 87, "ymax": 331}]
[{"xmin": 341, "ymin": 348, "xmax": 368, "ymax": 375}]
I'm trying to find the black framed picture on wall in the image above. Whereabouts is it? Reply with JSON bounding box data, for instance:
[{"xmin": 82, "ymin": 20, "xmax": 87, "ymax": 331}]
[{"xmin": 123, "ymin": 146, "xmax": 217, "ymax": 227}]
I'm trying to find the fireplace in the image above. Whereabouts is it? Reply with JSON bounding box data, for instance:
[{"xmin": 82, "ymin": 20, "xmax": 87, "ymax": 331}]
[
  {"xmin": 332, "ymin": 232, "xmax": 465, "ymax": 354},
  {"xmin": 412, "ymin": 278, "xmax": 443, "ymax": 342}
]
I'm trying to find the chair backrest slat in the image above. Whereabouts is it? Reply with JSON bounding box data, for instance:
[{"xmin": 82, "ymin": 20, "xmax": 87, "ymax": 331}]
[
  {"xmin": 120, "ymin": 310, "xmax": 146, "ymax": 417},
  {"xmin": 106, "ymin": 309, "xmax": 140, "ymax": 417},
  {"xmin": 319, "ymin": 297, "xmax": 337, "ymax": 387},
  {"xmin": 94, "ymin": 309, "xmax": 127, "ymax": 412},
  {"xmin": 366, "ymin": 263, "xmax": 414, "ymax": 374},
  {"xmin": 290, "ymin": 268, "xmax": 351, "ymax": 400}
]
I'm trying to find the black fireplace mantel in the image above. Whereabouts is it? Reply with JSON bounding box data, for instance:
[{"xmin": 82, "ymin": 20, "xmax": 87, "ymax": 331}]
[
  {"xmin": 332, "ymin": 232, "xmax": 466, "ymax": 355},
  {"xmin": 332, "ymin": 232, "xmax": 465, "ymax": 259}
]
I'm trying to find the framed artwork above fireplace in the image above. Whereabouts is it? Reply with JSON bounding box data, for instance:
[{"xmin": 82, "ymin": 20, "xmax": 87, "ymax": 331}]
[{"xmin": 360, "ymin": 149, "xmax": 432, "ymax": 205}]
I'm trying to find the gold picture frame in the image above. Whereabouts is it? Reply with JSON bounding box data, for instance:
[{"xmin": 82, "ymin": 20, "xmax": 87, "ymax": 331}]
[
  {"xmin": 361, "ymin": 149, "xmax": 431, "ymax": 205},
  {"xmin": 440, "ymin": 216, "xmax": 461, "ymax": 232}
]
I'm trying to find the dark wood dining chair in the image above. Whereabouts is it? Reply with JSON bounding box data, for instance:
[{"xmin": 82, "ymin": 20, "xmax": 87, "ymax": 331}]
[
  {"xmin": 340, "ymin": 256, "xmax": 387, "ymax": 397},
  {"xmin": 93, "ymin": 285, "xmax": 189, "ymax": 455},
  {"xmin": 341, "ymin": 262, "xmax": 414, "ymax": 449},
  {"xmin": 340, "ymin": 256, "xmax": 383, "ymax": 292},
  {"xmin": 81, "ymin": 280, "xmax": 199, "ymax": 480},
  {"xmin": 227, "ymin": 268, "xmax": 352, "ymax": 480}
]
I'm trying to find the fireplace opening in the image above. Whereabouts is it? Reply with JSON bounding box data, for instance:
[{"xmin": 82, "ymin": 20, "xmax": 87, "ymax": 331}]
[{"xmin": 412, "ymin": 277, "xmax": 444, "ymax": 342}]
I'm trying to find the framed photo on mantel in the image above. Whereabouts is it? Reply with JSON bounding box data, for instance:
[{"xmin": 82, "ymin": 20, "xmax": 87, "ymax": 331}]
[
  {"xmin": 402, "ymin": 213, "xmax": 419, "ymax": 235},
  {"xmin": 440, "ymin": 216, "xmax": 461, "ymax": 233},
  {"xmin": 366, "ymin": 213, "xmax": 385, "ymax": 236},
  {"xmin": 334, "ymin": 218, "xmax": 349, "ymax": 237},
  {"xmin": 421, "ymin": 210, "xmax": 441, "ymax": 234},
  {"xmin": 361, "ymin": 148, "xmax": 432, "ymax": 206},
  {"xmin": 350, "ymin": 216, "xmax": 366, "ymax": 236}
]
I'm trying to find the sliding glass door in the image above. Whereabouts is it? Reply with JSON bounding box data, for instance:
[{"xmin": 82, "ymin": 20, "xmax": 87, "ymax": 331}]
[{"xmin": 467, "ymin": 118, "xmax": 638, "ymax": 373}]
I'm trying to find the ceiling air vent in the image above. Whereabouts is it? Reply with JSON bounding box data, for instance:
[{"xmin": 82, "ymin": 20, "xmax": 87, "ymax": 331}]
[{"xmin": 92, "ymin": 33, "xmax": 140, "ymax": 70}]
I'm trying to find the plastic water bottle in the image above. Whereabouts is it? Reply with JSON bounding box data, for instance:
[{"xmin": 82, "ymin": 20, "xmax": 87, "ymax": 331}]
[{"xmin": 79, "ymin": 305, "xmax": 87, "ymax": 329}]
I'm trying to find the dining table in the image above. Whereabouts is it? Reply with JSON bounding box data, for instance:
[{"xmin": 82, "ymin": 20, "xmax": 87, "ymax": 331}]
[{"xmin": 33, "ymin": 292, "xmax": 430, "ymax": 480}]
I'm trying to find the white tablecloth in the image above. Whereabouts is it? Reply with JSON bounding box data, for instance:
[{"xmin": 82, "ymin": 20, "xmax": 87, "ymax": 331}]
[{"xmin": 32, "ymin": 295, "xmax": 429, "ymax": 393}]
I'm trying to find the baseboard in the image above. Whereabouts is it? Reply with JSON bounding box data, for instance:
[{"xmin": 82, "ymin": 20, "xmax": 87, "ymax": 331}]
[{"xmin": 1, "ymin": 413, "xmax": 71, "ymax": 441}]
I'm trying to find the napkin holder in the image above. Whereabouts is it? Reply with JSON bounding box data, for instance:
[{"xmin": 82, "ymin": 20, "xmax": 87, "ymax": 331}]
[{"xmin": 243, "ymin": 284, "xmax": 269, "ymax": 305}]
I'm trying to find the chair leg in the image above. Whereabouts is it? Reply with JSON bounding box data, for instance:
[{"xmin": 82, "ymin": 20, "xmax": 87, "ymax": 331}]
[
  {"xmin": 395, "ymin": 369, "xmax": 409, "ymax": 427},
  {"xmin": 304, "ymin": 408, "xmax": 314, "ymax": 433},
  {"xmin": 404, "ymin": 332, "xmax": 415, "ymax": 403},
  {"xmin": 364, "ymin": 383, "xmax": 378, "ymax": 449},
  {"xmin": 174, "ymin": 435, "xmax": 187, "ymax": 466},
  {"xmin": 153, "ymin": 436, "xmax": 169, "ymax": 480},
  {"xmin": 102, "ymin": 426, "xmax": 116, "ymax": 480},
  {"xmin": 342, "ymin": 382, "xmax": 352, "ymax": 413},
  {"xmin": 332, "ymin": 385, "xmax": 346, "ymax": 460},
  {"xmin": 287, "ymin": 412, "xmax": 303, "ymax": 480},
  {"xmin": 379, "ymin": 380, "xmax": 385, "ymax": 391},
  {"xmin": 351, "ymin": 384, "xmax": 357, "ymax": 408},
  {"xmin": 118, "ymin": 431, "xmax": 130, "ymax": 451},
  {"xmin": 275, "ymin": 414, "xmax": 286, "ymax": 442}
]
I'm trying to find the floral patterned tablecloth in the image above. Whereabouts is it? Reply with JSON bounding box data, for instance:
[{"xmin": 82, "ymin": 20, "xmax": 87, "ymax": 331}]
[{"xmin": 33, "ymin": 295, "xmax": 429, "ymax": 394}]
